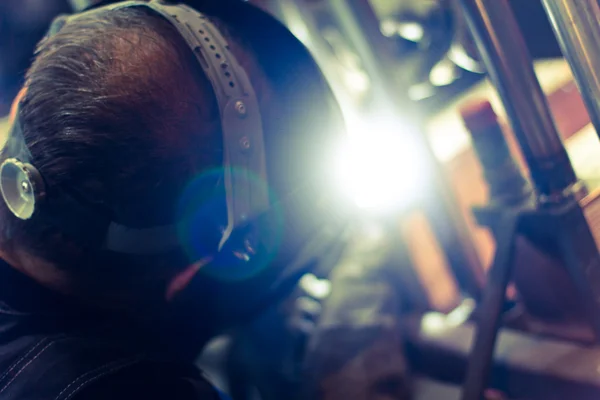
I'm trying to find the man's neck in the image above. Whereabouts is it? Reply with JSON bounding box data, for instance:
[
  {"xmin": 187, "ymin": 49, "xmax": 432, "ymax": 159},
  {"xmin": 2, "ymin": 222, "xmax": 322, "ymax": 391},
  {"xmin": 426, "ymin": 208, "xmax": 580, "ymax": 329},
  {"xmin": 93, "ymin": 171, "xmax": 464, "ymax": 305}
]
[
  {"xmin": 0, "ymin": 249, "xmax": 75, "ymax": 297},
  {"xmin": 0, "ymin": 251, "xmax": 213, "ymax": 361}
]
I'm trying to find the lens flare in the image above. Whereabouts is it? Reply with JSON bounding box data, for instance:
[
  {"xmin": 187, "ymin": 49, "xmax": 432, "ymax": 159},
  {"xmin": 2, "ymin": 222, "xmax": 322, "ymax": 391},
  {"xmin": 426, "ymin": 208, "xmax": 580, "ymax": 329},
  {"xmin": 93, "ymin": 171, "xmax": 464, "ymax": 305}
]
[{"xmin": 177, "ymin": 168, "xmax": 283, "ymax": 282}]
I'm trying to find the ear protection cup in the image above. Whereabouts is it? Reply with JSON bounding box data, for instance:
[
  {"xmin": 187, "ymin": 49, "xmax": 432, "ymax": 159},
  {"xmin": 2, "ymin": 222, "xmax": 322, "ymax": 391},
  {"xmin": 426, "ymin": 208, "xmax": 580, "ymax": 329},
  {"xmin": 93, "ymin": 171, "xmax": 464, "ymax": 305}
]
[{"xmin": 0, "ymin": 158, "xmax": 45, "ymax": 220}]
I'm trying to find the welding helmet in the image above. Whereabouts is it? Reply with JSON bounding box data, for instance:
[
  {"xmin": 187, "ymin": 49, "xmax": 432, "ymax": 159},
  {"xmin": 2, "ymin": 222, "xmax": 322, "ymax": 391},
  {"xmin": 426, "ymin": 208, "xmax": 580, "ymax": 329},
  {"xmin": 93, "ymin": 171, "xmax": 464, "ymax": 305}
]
[{"xmin": 0, "ymin": 0, "xmax": 348, "ymax": 326}]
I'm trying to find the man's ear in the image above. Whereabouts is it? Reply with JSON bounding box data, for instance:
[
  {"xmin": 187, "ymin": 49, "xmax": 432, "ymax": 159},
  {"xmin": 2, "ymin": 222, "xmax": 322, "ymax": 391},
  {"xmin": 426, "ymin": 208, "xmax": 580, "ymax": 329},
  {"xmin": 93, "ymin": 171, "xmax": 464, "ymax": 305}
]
[{"xmin": 9, "ymin": 87, "xmax": 27, "ymax": 124}]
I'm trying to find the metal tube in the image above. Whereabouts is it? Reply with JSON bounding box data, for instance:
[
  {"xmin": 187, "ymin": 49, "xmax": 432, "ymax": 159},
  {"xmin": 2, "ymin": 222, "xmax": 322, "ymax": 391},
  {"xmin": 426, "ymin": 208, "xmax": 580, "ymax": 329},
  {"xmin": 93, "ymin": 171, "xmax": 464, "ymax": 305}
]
[
  {"xmin": 541, "ymin": 0, "xmax": 600, "ymax": 142},
  {"xmin": 458, "ymin": 0, "xmax": 578, "ymax": 196}
]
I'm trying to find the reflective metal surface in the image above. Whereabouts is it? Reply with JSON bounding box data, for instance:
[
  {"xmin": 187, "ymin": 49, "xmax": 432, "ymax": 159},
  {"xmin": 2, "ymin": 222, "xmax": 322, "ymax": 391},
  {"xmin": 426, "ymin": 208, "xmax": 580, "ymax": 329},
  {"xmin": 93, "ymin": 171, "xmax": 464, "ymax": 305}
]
[
  {"xmin": 541, "ymin": 0, "xmax": 600, "ymax": 141},
  {"xmin": 458, "ymin": 0, "xmax": 578, "ymax": 195}
]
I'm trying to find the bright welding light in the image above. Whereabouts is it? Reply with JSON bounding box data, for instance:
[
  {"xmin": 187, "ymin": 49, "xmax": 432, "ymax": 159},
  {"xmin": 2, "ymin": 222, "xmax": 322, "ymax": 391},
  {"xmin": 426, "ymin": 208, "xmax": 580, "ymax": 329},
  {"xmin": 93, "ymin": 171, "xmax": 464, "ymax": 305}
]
[{"xmin": 334, "ymin": 120, "xmax": 428, "ymax": 213}]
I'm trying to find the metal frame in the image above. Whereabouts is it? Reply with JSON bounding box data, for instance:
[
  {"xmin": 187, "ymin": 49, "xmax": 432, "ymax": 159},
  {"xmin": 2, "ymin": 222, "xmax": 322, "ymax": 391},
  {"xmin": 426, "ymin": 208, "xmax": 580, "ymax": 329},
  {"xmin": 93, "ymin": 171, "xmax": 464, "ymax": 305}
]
[
  {"xmin": 541, "ymin": 0, "xmax": 600, "ymax": 139},
  {"xmin": 405, "ymin": 314, "xmax": 600, "ymax": 400},
  {"xmin": 462, "ymin": 200, "xmax": 600, "ymax": 399},
  {"xmin": 454, "ymin": 0, "xmax": 600, "ymax": 398}
]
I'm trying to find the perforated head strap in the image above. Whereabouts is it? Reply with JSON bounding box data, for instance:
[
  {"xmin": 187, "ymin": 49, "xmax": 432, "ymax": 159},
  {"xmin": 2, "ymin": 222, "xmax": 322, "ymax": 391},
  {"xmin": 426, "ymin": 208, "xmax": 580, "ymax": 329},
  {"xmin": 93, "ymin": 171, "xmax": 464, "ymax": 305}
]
[{"xmin": 138, "ymin": 1, "xmax": 270, "ymax": 250}]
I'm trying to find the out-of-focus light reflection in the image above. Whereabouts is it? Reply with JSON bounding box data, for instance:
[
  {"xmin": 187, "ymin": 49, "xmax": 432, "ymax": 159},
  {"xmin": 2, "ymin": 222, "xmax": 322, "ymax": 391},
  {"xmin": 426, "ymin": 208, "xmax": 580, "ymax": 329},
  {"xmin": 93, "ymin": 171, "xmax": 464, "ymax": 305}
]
[
  {"xmin": 409, "ymin": 82, "xmax": 436, "ymax": 101},
  {"xmin": 380, "ymin": 19, "xmax": 398, "ymax": 37},
  {"xmin": 448, "ymin": 45, "xmax": 486, "ymax": 74},
  {"xmin": 446, "ymin": 298, "xmax": 476, "ymax": 326},
  {"xmin": 398, "ymin": 22, "xmax": 425, "ymax": 43},
  {"xmin": 343, "ymin": 69, "xmax": 370, "ymax": 95},
  {"xmin": 430, "ymin": 58, "xmax": 460, "ymax": 87},
  {"xmin": 279, "ymin": 2, "xmax": 311, "ymax": 46},
  {"xmin": 380, "ymin": 20, "xmax": 425, "ymax": 43},
  {"xmin": 421, "ymin": 299, "xmax": 476, "ymax": 334},
  {"xmin": 334, "ymin": 119, "xmax": 428, "ymax": 213},
  {"xmin": 288, "ymin": 21, "xmax": 311, "ymax": 46},
  {"xmin": 299, "ymin": 274, "xmax": 332, "ymax": 300},
  {"xmin": 421, "ymin": 312, "xmax": 447, "ymax": 334}
]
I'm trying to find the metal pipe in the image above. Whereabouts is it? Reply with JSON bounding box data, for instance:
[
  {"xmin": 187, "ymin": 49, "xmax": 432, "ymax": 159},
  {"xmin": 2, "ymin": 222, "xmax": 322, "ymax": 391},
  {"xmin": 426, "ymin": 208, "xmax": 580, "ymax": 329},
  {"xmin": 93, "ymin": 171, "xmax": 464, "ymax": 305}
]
[
  {"xmin": 541, "ymin": 0, "xmax": 600, "ymax": 142},
  {"xmin": 458, "ymin": 0, "xmax": 578, "ymax": 196}
]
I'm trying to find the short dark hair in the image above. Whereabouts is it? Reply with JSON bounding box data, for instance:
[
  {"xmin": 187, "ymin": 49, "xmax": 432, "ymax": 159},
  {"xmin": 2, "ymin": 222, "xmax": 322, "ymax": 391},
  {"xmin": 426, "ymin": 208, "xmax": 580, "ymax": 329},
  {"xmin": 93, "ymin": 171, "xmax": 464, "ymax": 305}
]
[{"xmin": 0, "ymin": 7, "xmax": 268, "ymax": 275}]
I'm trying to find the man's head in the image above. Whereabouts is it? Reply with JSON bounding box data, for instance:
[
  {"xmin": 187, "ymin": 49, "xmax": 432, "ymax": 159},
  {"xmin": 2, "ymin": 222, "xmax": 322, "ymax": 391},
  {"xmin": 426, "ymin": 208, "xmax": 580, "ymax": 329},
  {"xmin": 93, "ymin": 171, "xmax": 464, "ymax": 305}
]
[{"xmin": 0, "ymin": 1, "xmax": 344, "ymax": 323}]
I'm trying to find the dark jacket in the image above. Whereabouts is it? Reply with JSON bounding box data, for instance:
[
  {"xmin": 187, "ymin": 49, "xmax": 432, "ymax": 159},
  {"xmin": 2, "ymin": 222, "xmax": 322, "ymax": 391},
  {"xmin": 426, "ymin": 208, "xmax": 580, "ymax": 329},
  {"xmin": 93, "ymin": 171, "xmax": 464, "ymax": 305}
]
[{"xmin": 0, "ymin": 259, "xmax": 223, "ymax": 400}]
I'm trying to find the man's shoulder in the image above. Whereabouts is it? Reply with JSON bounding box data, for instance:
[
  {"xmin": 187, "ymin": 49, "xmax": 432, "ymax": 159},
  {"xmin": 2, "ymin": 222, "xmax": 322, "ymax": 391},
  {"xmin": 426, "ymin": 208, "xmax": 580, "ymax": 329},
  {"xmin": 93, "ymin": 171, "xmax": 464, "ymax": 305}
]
[
  {"xmin": 73, "ymin": 362, "xmax": 224, "ymax": 400},
  {"xmin": 0, "ymin": 332, "xmax": 222, "ymax": 400}
]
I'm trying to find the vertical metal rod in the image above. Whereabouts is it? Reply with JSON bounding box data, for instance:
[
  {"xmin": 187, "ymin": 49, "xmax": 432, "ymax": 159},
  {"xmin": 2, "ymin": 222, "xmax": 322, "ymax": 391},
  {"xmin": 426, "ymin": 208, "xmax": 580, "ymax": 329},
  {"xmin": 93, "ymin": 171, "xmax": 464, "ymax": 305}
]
[
  {"xmin": 458, "ymin": 0, "xmax": 578, "ymax": 197},
  {"xmin": 461, "ymin": 212, "xmax": 520, "ymax": 400},
  {"xmin": 540, "ymin": 0, "xmax": 600, "ymax": 141}
]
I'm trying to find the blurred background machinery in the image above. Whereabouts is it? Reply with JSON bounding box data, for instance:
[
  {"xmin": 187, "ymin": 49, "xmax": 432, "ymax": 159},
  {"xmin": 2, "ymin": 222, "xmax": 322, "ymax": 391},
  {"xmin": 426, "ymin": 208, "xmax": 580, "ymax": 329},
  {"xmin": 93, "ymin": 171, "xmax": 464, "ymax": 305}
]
[{"xmin": 230, "ymin": 0, "xmax": 600, "ymax": 398}]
